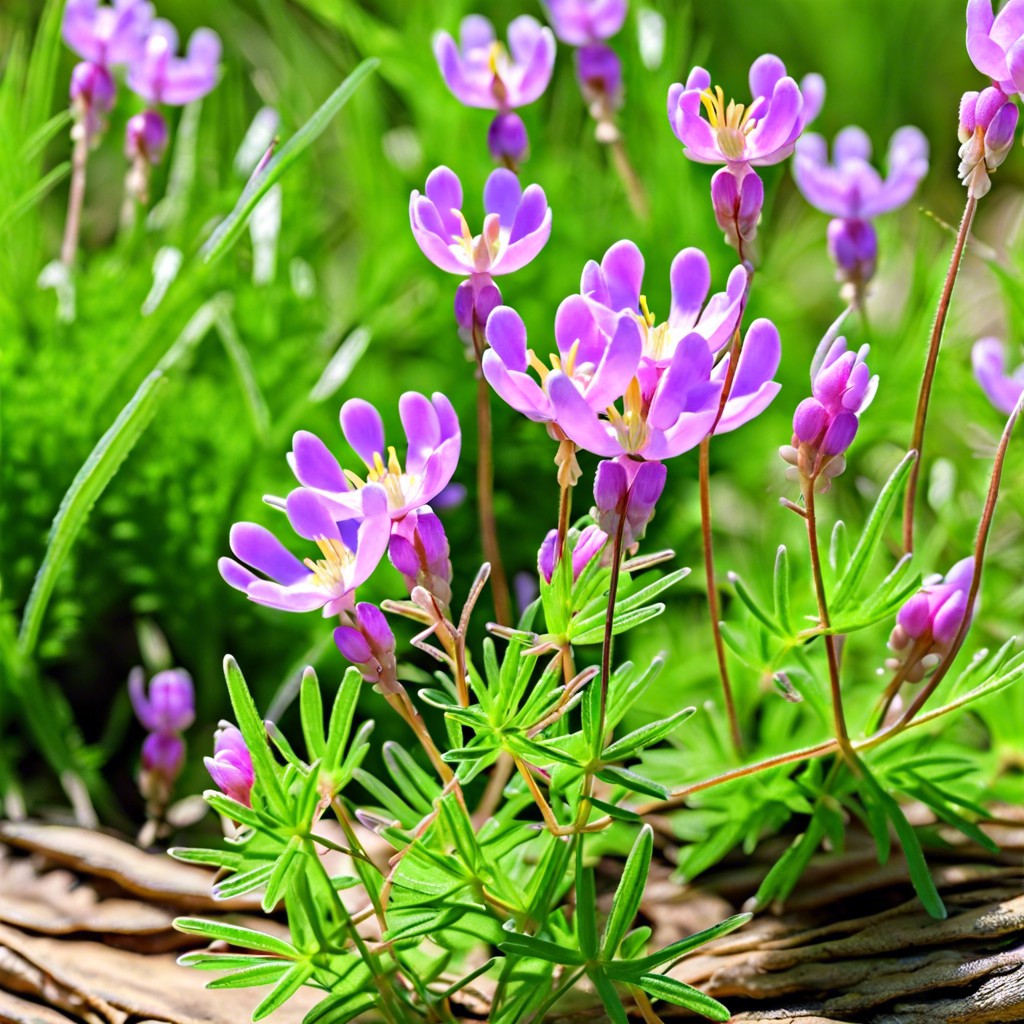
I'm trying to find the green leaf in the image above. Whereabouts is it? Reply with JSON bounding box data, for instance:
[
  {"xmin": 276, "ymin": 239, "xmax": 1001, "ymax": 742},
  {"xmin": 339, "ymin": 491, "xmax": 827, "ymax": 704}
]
[
  {"xmin": 300, "ymin": 668, "xmax": 326, "ymax": 762},
  {"xmin": 615, "ymin": 914, "xmax": 751, "ymax": 974},
  {"xmin": 324, "ymin": 668, "xmax": 362, "ymax": 773},
  {"xmin": 857, "ymin": 762, "xmax": 946, "ymax": 919},
  {"xmin": 169, "ymin": 846, "xmax": 243, "ymax": 870},
  {"xmin": 602, "ymin": 707, "xmax": 695, "ymax": 761},
  {"xmin": 499, "ymin": 932, "xmax": 584, "ymax": 965},
  {"xmin": 830, "ymin": 451, "xmax": 916, "ymax": 612},
  {"xmin": 588, "ymin": 968, "xmax": 629, "ymax": 1024},
  {"xmin": 773, "ymin": 545, "xmax": 793, "ymax": 633},
  {"xmin": 575, "ymin": 844, "xmax": 599, "ymax": 960},
  {"xmin": 263, "ymin": 835, "xmax": 304, "ymax": 912},
  {"xmin": 728, "ymin": 571, "xmax": 780, "ymax": 634},
  {"xmin": 253, "ymin": 962, "xmax": 316, "ymax": 1020},
  {"xmin": 0, "ymin": 160, "xmax": 69, "ymax": 233},
  {"xmin": 589, "ymin": 796, "xmax": 642, "ymax": 823},
  {"xmin": 301, "ymin": 993, "xmax": 377, "ymax": 1024},
  {"xmin": 203, "ymin": 59, "xmax": 379, "ymax": 263},
  {"xmin": 601, "ymin": 825, "xmax": 653, "ymax": 959},
  {"xmin": 596, "ymin": 766, "xmax": 667, "ymax": 800},
  {"xmin": 212, "ymin": 863, "xmax": 276, "ymax": 901},
  {"xmin": 572, "ymin": 604, "xmax": 666, "ymax": 645},
  {"xmin": 223, "ymin": 656, "xmax": 288, "ymax": 812},
  {"xmin": 204, "ymin": 790, "xmax": 269, "ymax": 831},
  {"xmin": 174, "ymin": 918, "xmax": 298, "ymax": 957},
  {"xmin": 631, "ymin": 973, "xmax": 730, "ymax": 1021},
  {"xmin": 206, "ymin": 961, "xmax": 292, "ymax": 989}
]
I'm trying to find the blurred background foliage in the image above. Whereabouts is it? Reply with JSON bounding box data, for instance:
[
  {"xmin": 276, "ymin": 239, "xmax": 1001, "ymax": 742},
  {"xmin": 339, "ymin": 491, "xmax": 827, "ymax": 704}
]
[{"xmin": 1, "ymin": 0, "xmax": 1022, "ymax": 832}]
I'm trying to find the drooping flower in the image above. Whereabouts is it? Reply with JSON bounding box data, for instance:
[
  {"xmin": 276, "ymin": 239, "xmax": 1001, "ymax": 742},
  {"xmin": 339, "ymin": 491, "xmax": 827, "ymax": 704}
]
[
  {"xmin": 966, "ymin": 0, "xmax": 1024, "ymax": 95},
  {"xmin": 335, "ymin": 603, "xmax": 397, "ymax": 684},
  {"xmin": 128, "ymin": 667, "xmax": 195, "ymax": 733},
  {"xmin": 887, "ymin": 557, "xmax": 977, "ymax": 682},
  {"xmin": 127, "ymin": 19, "xmax": 222, "ymax": 106},
  {"xmin": 576, "ymin": 43, "xmax": 624, "ymax": 117},
  {"xmin": 141, "ymin": 731, "xmax": 186, "ymax": 782},
  {"xmin": 125, "ymin": 109, "xmax": 169, "ymax": 164},
  {"xmin": 794, "ymin": 125, "xmax": 928, "ymax": 292},
  {"xmin": 710, "ymin": 166, "xmax": 763, "ymax": 255},
  {"xmin": 481, "ymin": 300, "xmax": 642, "ymax": 425},
  {"xmin": 388, "ymin": 509, "xmax": 454, "ymax": 608},
  {"xmin": 668, "ymin": 54, "xmax": 824, "ymax": 168},
  {"xmin": 780, "ymin": 336, "xmax": 877, "ymax": 490},
  {"xmin": 205, "ymin": 723, "xmax": 255, "ymax": 808},
  {"xmin": 972, "ymin": 336, "xmax": 1024, "ymax": 414},
  {"xmin": 542, "ymin": 0, "xmax": 627, "ymax": 45},
  {"xmin": 289, "ymin": 393, "xmax": 460, "ymax": 525},
  {"xmin": 434, "ymin": 15, "xmax": 556, "ymax": 111},
  {"xmin": 219, "ymin": 486, "xmax": 391, "ymax": 616},
  {"xmin": 410, "ymin": 166, "xmax": 552, "ymax": 278},
  {"xmin": 593, "ymin": 456, "xmax": 667, "ymax": 553},
  {"xmin": 488, "ymin": 112, "xmax": 530, "ymax": 166},
  {"xmin": 538, "ymin": 523, "xmax": 608, "ymax": 582},
  {"xmin": 70, "ymin": 62, "xmax": 117, "ymax": 142},
  {"xmin": 958, "ymin": 87, "xmax": 1018, "ymax": 199},
  {"xmin": 62, "ymin": 0, "xmax": 153, "ymax": 69}
]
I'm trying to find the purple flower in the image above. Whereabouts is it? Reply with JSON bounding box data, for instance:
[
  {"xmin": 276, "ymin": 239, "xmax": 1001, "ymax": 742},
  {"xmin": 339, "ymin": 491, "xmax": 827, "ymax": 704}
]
[
  {"xmin": 410, "ymin": 166, "xmax": 552, "ymax": 277},
  {"xmin": 711, "ymin": 166, "xmax": 763, "ymax": 253},
  {"xmin": 488, "ymin": 112, "xmax": 530, "ymax": 166},
  {"xmin": 219, "ymin": 485, "xmax": 391, "ymax": 617},
  {"xmin": 668, "ymin": 54, "xmax": 824, "ymax": 168},
  {"xmin": 826, "ymin": 218, "xmax": 878, "ymax": 289},
  {"xmin": 129, "ymin": 667, "xmax": 195, "ymax": 733},
  {"xmin": 62, "ymin": 0, "xmax": 153, "ymax": 68},
  {"xmin": 972, "ymin": 336, "xmax": 1024, "ymax": 414},
  {"xmin": 127, "ymin": 19, "xmax": 221, "ymax": 106},
  {"xmin": 434, "ymin": 15, "xmax": 556, "ymax": 111},
  {"xmin": 482, "ymin": 301, "xmax": 642, "ymax": 425},
  {"xmin": 887, "ymin": 558, "xmax": 977, "ymax": 683},
  {"xmin": 204, "ymin": 723, "xmax": 255, "ymax": 808},
  {"xmin": 388, "ymin": 509, "xmax": 454, "ymax": 607},
  {"xmin": 576, "ymin": 43, "xmax": 623, "ymax": 112},
  {"xmin": 125, "ymin": 109, "xmax": 168, "ymax": 163},
  {"xmin": 966, "ymin": 0, "xmax": 1024, "ymax": 95},
  {"xmin": 543, "ymin": 0, "xmax": 627, "ymax": 45},
  {"xmin": 794, "ymin": 126, "xmax": 929, "ymax": 220},
  {"xmin": 289, "ymin": 393, "xmax": 460, "ymax": 524},
  {"xmin": 141, "ymin": 731, "xmax": 186, "ymax": 779},
  {"xmin": 580, "ymin": 240, "xmax": 747, "ymax": 361},
  {"xmin": 538, "ymin": 523, "xmax": 608, "ymax": 582},
  {"xmin": 70, "ymin": 62, "xmax": 116, "ymax": 141},
  {"xmin": 593, "ymin": 456, "xmax": 667, "ymax": 552},
  {"xmin": 335, "ymin": 603, "xmax": 397, "ymax": 682},
  {"xmin": 780, "ymin": 336, "xmax": 877, "ymax": 489},
  {"xmin": 710, "ymin": 319, "xmax": 782, "ymax": 434},
  {"xmin": 959, "ymin": 87, "xmax": 1018, "ymax": 199}
]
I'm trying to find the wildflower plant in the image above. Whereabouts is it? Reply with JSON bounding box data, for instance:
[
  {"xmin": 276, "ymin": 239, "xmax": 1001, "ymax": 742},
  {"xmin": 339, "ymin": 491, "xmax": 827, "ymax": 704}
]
[{"xmin": 3, "ymin": 1, "xmax": 1024, "ymax": 1023}]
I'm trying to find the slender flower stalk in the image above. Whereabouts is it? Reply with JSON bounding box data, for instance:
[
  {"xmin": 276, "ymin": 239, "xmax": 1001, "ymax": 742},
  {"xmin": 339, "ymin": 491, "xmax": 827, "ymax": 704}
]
[
  {"xmin": 901, "ymin": 194, "xmax": 977, "ymax": 554},
  {"xmin": 61, "ymin": 131, "xmax": 91, "ymax": 267}
]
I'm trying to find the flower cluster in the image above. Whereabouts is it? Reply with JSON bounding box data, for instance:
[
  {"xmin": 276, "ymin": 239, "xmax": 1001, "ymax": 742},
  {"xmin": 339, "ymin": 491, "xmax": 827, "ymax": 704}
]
[
  {"xmin": 780, "ymin": 336, "xmax": 877, "ymax": 491},
  {"xmin": 128, "ymin": 667, "xmax": 194, "ymax": 809},
  {"xmin": 62, "ymin": 0, "xmax": 220, "ymax": 196},
  {"xmin": 434, "ymin": 15, "xmax": 556, "ymax": 166},
  {"xmin": 960, "ymin": 0, "xmax": 1024, "ymax": 197},
  {"xmin": 668, "ymin": 54, "xmax": 824, "ymax": 257},
  {"xmin": 888, "ymin": 558, "xmax": 976, "ymax": 682},
  {"xmin": 220, "ymin": 392, "xmax": 461, "ymax": 669},
  {"xmin": 543, "ymin": 0, "xmax": 628, "ymax": 138},
  {"xmin": 794, "ymin": 126, "xmax": 929, "ymax": 299}
]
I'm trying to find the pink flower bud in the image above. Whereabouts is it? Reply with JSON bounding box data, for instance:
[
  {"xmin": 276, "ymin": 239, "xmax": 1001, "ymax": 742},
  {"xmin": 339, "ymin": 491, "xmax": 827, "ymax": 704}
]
[
  {"xmin": 488, "ymin": 112, "xmax": 530, "ymax": 167},
  {"xmin": 125, "ymin": 109, "xmax": 169, "ymax": 165},
  {"xmin": 711, "ymin": 166, "xmax": 763, "ymax": 256},
  {"xmin": 204, "ymin": 723, "xmax": 255, "ymax": 808}
]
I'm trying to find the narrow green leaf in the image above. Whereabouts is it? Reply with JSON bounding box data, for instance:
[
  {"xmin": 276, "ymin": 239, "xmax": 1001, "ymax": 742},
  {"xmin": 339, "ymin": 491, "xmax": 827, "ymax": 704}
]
[
  {"xmin": 300, "ymin": 668, "xmax": 326, "ymax": 762},
  {"xmin": 602, "ymin": 707, "xmax": 695, "ymax": 761},
  {"xmin": 174, "ymin": 918, "xmax": 298, "ymax": 957},
  {"xmin": 596, "ymin": 766, "xmax": 667, "ymax": 800},
  {"xmin": 263, "ymin": 835, "xmax": 303, "ymax": 912},
  {"xmin": 215, "ymin": 306, "xmax": 271, "ymax": 441},
  {"xmin": 212, "ymin": 863, "xmax": 276, "ymax": 901},
  {"xmin": 773, "ymin": 545, "xmax": 793, "ymax": 633},
  {"xmin": 632, "ymin": 973, "xmax": 730, "ymax": 1021},
  {"xmin": 168, "ymin": 846, "xmax": 243, "ymax": 870},
  {"xmin": 301, "ymin": 993, "xmax": 376, "ymax": 1024},
  {"xmin": 204, "ymin": 789, "xmax": 268, "ymax": 831},
  {"xmin": 0, "ymin": 160, "xmax": 69, "ymax": 233},
  {"xmin": 588, "ymin": 968, "xmax": 629, "ymax": 1024},
  {"xmin": 575, "ymin": 844, "xmax": 599, "ymax": 960},
  {"xmin": 499, "ymin": 932, "xmax": 584, "ymax": 965},
  {"xmin": 206, "ymin": 961, "xmax": 292, "ymax": 989},
  {"xmin": 601, "ymin": 825, "xmax": 653, "ymax": 959},
  {"xmin": 203, "ymin": 60, "xmax": 379, "ymax": 263},
  {"xmin": 253, "ymin": 962, "xmax": 315, "ymax": 1020},
  {"xmin": 615, "ymin": 914, "xmax": 751, "ymax": 974},
  {"xmin": 324, "ymin": 668, "xmax": 361, "ymax": 772}
]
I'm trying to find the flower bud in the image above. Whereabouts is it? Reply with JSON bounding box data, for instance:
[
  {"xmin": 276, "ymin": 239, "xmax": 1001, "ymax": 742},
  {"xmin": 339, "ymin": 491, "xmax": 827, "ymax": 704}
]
[
  {"xmin": 204, "ymin": 723, "xmax": 255, "ymax": 808},
  {"xmin": 827, "ymin": 217, "xmax": 877, "ymax": 292},
  {"xmin": 70, "ymin": 61, "xmax": 116, "ymax": 143},
  {"xmin": 781, "ymin": 337, "xmax": 876, "ymax": 491},
  {"xmin": 711, "ymin": 166, "xmax": 763, "ymax": 257},
  {"xmin": 576, "ymin": 43, "xmax": 623, "ymax": 113},
  {"xmin": 886, "ymin": 557, "xmax": 976, "ymax": 683},
  {"xmin": 335, "ymin": 602, "xmax": 397, "ymax": 685},
  {"xmin": 455, "ymin": 275, "xmax": 503, "ymax": 351},
  {"xmin": 487, "ymin": 112, "xmax": 530, "ymax": 168},
  {"xmin": 958, "ymin": 87, "xmax": 1018, "ymax": 199},
  {"xmin": 593, "ymin": 456, "xmax": 667, "ymax": 556},
  {"xmin": 538, "ymin": 523, "xmax": 609, "ymax": 583},
  {"xmin": 129, "ymin": 667, "xmax": 196, "ymax": 733},
  {"xmin": 388, "ymin": 510, "xmax": 453, "ymax": 608},
  {"xmin": 125, "ymin": 109, "xmax": 169, "ymax": 165}
]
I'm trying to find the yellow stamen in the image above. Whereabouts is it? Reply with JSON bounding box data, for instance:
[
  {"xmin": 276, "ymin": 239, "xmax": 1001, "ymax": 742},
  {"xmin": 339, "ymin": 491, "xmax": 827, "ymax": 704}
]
[
  {"xmin": 699, "ymin": 84, "xmax": 760, "ymax": 161},
  {"xmin": 304, "ymin": 537, "xmax": 353, "ymax": 590},
  {"xmin": 343, "ymin": 469, "xmax": 366, "ymax": 489},
  {"xmin": 638, "ymin": 294, "xmax": 656, "ymax": 328},
  {"xmin": 606, "ymin": 376, "xmax": 648, "ymax": 452}
]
